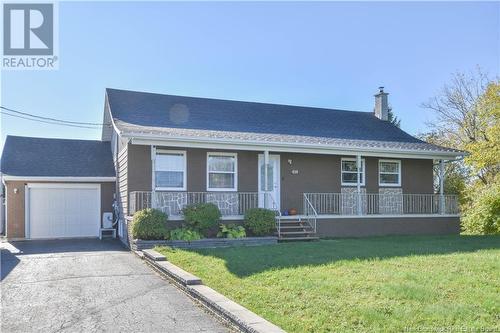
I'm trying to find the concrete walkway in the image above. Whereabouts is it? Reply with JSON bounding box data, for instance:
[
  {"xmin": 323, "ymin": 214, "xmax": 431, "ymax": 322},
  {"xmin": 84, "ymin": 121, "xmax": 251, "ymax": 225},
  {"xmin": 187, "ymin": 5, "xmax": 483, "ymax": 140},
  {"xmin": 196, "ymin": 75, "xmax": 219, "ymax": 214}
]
[{"xmin": 1, "ymin": 239, "xmax": 229, "ymax": 333}]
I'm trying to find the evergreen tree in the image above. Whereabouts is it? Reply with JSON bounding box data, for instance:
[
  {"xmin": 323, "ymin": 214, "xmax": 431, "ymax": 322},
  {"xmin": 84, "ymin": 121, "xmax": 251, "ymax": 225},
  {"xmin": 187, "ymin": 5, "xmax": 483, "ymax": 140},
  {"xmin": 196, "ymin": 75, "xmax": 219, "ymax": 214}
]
[{"xmin": 387, "ymin": 106, "xmax": 401, "ymax": 128}]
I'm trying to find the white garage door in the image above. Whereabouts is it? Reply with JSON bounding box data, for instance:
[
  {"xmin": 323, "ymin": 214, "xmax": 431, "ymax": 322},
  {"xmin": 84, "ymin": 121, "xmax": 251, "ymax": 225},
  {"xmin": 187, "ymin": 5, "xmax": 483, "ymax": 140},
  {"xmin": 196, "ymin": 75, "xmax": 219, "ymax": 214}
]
[{"xmin": 28, "ymin": 184, "xmax": 100, "ymax": 239}]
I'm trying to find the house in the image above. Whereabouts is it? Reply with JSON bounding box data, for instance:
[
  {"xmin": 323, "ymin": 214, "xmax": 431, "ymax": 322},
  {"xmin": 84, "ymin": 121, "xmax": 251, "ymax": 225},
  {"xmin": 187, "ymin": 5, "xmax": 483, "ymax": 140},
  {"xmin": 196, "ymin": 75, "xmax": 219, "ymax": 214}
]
[{"xmin": 1, "ymin": 87, "xmax": 464, "ymax": 241}]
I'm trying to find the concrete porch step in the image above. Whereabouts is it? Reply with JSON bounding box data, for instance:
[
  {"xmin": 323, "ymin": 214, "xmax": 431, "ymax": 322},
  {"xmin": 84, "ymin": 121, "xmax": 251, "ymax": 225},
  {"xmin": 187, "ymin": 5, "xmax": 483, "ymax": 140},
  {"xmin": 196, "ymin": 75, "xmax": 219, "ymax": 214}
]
[
  {"xmin": 279, "ymin": 230, "xmax": 316, "ymax": 235},
  {"xmin": 278, "ymin": 225, "xmax": 312, "ymax": 230},
  {"xmin": 278, "ymin": 236, "xmax": 320, "ymax": 242},
  {"xmin": 277, "ymin": 220, "xmax": 305, "ymax": 224}
]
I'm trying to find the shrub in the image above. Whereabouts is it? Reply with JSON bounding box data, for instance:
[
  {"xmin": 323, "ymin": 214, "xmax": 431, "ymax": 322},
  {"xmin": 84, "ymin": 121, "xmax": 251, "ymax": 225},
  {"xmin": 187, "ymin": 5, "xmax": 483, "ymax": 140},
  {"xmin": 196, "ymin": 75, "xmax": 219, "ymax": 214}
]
[
  {"xmin": 169, "ymin": 228, "xmax": 202, "ymax": 241},
  {"xmin": 244, "ymin": 208, "xmax": 276, "ymax": 236},
  {"xmin": 217, "ymin": 224, "xmax": 246, "ymax": 239},
  {"xmin": 462, "ymin": 181, "xmax": 500, "ymax": 235},
  {"xmin": 131, "ymin": 209, "xmax": 168, "ymax": 240},
  {"xmin": 182, "ymin": 203, "xmax": 221, "ymax": 235}
]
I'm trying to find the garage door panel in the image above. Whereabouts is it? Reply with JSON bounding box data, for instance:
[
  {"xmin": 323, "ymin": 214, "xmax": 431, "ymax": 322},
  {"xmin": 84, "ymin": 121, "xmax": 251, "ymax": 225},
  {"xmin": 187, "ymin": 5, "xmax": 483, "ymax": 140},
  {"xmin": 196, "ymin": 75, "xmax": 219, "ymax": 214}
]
[{"xmin": 28, "ymin": 185, "xmax": 100, "ymax": 239}]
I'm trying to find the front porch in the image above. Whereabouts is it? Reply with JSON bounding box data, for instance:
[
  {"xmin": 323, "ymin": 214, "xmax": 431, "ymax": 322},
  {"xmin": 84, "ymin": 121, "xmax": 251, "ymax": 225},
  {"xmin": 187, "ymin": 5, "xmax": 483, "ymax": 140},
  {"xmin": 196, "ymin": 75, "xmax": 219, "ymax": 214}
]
[{"xmin": 128, "ymin": 191, "xmax": 459, "ymax": 239}]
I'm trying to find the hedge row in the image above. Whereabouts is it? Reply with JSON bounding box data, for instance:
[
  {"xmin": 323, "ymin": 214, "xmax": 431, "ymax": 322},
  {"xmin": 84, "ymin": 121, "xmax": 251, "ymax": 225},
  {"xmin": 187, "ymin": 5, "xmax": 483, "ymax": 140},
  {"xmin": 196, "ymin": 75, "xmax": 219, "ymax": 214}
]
[{"xmin": 131, "ymin": 204, "xmax": 276, "ymax": 240}]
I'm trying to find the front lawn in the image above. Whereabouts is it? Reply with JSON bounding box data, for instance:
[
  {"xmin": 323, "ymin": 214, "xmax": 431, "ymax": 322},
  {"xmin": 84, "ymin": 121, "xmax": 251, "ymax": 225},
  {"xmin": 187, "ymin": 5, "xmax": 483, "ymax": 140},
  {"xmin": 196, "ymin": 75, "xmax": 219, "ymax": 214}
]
[{"xmin": 156, "ymin": 236, "xmax": 500, "ymax": 332}]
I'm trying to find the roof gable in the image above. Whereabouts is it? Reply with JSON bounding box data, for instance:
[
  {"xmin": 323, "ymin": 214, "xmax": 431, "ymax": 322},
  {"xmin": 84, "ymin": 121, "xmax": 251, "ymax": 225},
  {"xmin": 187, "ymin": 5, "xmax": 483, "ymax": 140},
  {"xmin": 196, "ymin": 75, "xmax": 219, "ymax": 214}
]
[{"xmin": 1, "ymin": 136, "xmax": 115, "ymax": 178}]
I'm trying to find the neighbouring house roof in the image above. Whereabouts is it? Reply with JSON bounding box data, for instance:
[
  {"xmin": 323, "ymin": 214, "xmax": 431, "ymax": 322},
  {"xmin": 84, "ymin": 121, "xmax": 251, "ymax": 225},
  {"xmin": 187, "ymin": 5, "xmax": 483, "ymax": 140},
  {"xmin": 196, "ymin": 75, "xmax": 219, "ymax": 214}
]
[
  {"xmin": 105, "ymin": 88, "xmax": 464, "ymax": 157},
  {"xmin": 0, "ymin": 136, "xmax": 115, "ymax": 178}
]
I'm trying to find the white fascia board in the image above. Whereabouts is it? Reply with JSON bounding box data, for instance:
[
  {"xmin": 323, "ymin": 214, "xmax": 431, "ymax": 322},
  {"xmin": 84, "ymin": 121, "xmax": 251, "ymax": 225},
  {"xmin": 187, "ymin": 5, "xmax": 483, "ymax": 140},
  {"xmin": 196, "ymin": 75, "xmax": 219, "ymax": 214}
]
[
  {"xmin": 3, "ymin": 176, "xmax": 116, "ymax": 182},
  {"xmin": 128, "ymin": 135, "xmax": 464, "ymax": 160},
  {"xmin": 105, "ymin": 94, "xmax": 125, "ymax": 139}
]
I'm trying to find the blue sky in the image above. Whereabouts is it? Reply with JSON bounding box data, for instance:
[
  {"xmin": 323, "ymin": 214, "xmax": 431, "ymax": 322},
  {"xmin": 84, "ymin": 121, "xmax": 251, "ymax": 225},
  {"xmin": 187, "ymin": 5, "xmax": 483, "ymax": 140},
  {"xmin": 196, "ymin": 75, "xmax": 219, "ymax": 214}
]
[{"xmin": 1, "ymin": 1, "xmax": 499, "ymax": 150}]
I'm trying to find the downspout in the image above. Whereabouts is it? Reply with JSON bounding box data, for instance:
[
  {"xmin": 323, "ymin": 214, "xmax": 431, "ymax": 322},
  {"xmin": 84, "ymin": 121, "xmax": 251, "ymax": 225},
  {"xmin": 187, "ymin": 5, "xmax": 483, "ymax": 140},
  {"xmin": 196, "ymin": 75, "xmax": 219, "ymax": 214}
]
[
  {"xmin": 263, "ymin": 150, "xmax": 269, "ymax": 209},
  {"xmin": 356, "ymin": 154, "xmax": 362, "ymax": 215},
  {"xmin": 113, "ymin": 133, "xmax": 119, "ymax": 228}
]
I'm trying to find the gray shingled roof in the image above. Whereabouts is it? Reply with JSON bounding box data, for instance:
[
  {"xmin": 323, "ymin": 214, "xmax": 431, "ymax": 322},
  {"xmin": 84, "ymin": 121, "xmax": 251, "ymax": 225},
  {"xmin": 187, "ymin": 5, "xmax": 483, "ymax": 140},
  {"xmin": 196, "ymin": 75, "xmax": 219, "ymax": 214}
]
[
  {"xmin": 1, "ymin": 136, "xmax": 115, "ymax": 177},
  {"xmin": 106, "ymin": 88, "xmax": 462, "ymax": 154}
]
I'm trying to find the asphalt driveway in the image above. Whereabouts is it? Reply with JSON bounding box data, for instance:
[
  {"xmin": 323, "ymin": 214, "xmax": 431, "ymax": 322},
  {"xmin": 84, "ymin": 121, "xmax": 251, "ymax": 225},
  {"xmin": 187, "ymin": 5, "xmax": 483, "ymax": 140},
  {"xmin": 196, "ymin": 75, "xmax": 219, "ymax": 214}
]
[{"xmin": 1, "ymin": 239, "xmax": 229, "ymax": 333}]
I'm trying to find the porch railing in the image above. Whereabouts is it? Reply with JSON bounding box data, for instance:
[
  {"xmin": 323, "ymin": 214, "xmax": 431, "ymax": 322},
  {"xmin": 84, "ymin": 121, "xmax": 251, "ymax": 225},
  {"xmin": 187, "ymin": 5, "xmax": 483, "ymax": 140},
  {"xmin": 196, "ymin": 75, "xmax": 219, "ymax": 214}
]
[
  {"xmin": 129, "ymin": 191, "xmax": 259, "ymax": 216},
  {"xmin": 303, "ymin": 193, "xmax": 318, "ymax": 233},
  {"xmin": 303, "ymin": 193, "xmax": 459, "ymax": 216}
]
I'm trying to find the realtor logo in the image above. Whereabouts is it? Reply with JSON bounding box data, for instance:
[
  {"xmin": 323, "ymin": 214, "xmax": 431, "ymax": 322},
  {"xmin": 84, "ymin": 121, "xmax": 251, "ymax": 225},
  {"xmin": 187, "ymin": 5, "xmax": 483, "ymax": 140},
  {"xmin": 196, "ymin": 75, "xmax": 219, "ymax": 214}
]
[{"xmin": 2, "ymin": 2, "xmax": 58, "ymax": 69}]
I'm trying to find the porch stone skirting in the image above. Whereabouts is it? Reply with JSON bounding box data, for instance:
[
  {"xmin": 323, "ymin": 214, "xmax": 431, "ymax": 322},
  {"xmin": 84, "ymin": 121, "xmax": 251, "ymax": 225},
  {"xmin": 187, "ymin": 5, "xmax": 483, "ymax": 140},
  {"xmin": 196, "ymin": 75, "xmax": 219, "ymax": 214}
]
[
  {"xmin": 155, "ymin": 192, "xmax": 188, "ymax": 216},
  {"xmin": 153, "ymin": 192, "xmax": 240, "ymax": 216},
  {"xmin": 206, "ymin": 193, "xmax": 239, "ymax": 216},
  {"xmin": 341, "ymin": 188, "xmax": 367, "ymax": 215},
  {"xmin": 131, "ymin": 237, "xmax": 278, "ymax": 251},
  {"xmin": 378, "ymin": 188, "xmax": 403, "ymax": 215},
  {"xmin": 316, "ymin": 216, "xmax": 460, "ymax": 238}
]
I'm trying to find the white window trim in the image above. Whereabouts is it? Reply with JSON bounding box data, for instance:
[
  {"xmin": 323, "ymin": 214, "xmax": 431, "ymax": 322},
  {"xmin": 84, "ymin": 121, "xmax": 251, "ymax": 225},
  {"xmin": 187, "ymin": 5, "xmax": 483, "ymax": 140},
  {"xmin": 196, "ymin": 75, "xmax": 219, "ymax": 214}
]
[
  {"xmin": 341, "ymin": 157, "xmax": 366, "ymax": 186},
  {"xmin": 155, "ymin": 149, "xmax": 187, "ymax": 191},
  {"xmin": 206, "ymin": 152, "xmax": 238, "ymax": 192},
  {"xmin": 378, "ymin": 159, "xmax": 401, "ymax": 187}
]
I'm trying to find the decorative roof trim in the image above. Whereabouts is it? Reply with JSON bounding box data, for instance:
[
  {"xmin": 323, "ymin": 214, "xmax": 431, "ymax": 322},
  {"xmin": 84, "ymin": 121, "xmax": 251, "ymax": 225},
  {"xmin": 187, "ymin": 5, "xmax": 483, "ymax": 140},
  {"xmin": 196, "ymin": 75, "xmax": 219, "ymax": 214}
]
[{"xmin": 129, "ymin": 135, "xmax": 464, "ymax": 160}]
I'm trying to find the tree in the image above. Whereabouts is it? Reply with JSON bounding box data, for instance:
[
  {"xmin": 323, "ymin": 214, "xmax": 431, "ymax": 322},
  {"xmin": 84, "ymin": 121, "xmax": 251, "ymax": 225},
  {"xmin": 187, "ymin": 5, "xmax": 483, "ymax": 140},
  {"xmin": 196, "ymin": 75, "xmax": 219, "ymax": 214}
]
[
  {"xmin": 421, "ymin": 68, "xmax": 497, "ymax": 184},
  {"xmin": 387, "ymin": 106, "xmax": 401, "ymax": 128},
  {"xmin": 421, "ymin": 68, "xmax": 499, "ymax": 234},
  {"xmin": 461, "ymin": 181, "xmax": 500, "ymax": 235},
  {"xmin": 418, "ymin": 131, "xmax": 468, "ymax": 202},
  {"xmin": 464, "ymin": 82, "xmax": 500, "ymax": 185}
]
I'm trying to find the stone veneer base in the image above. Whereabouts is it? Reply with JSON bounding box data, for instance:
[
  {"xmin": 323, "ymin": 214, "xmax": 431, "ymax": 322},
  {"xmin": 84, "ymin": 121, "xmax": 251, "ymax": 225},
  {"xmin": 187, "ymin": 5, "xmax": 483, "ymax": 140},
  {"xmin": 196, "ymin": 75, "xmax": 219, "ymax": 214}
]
[{"xmin": 131, "ymin": 236, "xmax": 278, "ymax": 251}]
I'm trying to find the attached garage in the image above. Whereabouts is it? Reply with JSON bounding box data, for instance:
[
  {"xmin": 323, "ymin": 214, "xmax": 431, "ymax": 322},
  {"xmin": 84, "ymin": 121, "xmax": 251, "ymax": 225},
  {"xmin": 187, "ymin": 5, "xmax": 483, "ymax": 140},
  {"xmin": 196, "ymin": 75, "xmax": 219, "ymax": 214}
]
[
  {"xmin": 26, "ymin": 184, "xmax": 101, "ymax": 239},
  {"xmin": 1, "ymin": 136, "xmax": 116, "ymax": 240}
]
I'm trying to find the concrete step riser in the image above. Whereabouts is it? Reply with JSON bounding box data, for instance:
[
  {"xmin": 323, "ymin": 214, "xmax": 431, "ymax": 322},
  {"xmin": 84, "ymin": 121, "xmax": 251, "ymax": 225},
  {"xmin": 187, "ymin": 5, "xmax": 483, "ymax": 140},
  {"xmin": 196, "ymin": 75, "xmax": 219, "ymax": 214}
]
[
  {"xmin": 279, "ymin": 232, "xmax": 316, "ymax": 235},
  {"xmin": 279, "ymin": 237, "xmax": 320, "ymax": 242}
]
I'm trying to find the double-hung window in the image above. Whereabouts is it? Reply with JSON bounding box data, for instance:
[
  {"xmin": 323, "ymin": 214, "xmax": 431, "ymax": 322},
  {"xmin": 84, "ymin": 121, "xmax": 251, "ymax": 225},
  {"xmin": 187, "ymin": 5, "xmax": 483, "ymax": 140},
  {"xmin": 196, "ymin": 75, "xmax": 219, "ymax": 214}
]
[
  {"xmin": 207, "ymin": 153, "xmax": 237, "ymax": 191},
  {"xmin": 379, "ymin": 160, "xmax": 401, "ymax": 186},
  {"xmin": 155, "ymin": 150, "xmax": 186, "ymax": 190},
  {"xmin": 341, "ymin": 158, "xmax": 365, "ymax": 186}
]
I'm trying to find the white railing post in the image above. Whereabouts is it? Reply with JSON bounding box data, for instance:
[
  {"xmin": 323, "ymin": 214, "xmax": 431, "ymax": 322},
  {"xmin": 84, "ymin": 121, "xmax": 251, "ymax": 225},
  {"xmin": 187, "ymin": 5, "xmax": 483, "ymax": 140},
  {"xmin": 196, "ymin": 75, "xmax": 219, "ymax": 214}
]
[
  {"xmin": 151, "ymin": 145, "xmax": 157, "ymax": 210},
  {"xmin": 356, "ymin": 155, "xmax": 362, "ymax": 215},
  {"xmin": 439, "ymin": 159, "xmax": 445, "ymax": 214},
  {"xmin": 263, "ymin": 150, "xmax": 269, "ymax": 209}
]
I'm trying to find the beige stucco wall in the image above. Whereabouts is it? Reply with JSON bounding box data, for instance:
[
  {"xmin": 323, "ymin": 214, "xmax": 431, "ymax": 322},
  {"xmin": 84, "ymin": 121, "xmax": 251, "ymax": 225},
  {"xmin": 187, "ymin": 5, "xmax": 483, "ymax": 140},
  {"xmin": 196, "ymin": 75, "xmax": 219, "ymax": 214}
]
[
  {"xmin": 127, "ymin": 144, "xmax": 435, "ymax": 213},
  {"xmin": 5, "ymin": 181, "xmax": 115, "ymax": 239}
]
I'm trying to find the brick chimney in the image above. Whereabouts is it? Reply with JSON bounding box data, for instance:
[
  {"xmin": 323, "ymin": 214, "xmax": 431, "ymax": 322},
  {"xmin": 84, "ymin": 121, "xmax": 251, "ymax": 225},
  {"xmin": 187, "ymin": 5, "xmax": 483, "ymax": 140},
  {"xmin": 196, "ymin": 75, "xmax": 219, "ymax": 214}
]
[{"xmin": 374, "ymin": 86, "xmax": 389, "ymax": 121}]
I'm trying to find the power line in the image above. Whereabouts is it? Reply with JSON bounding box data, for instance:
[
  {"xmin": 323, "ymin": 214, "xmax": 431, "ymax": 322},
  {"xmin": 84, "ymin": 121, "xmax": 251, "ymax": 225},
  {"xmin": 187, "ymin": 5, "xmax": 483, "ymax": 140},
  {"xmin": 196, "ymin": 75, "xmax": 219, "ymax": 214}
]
[
  {"xmin": 0, "ymin": 105, "xmax": 108, "ymax": 126},
  {"xmin": 1, "ymin": 111, "xmax": 106, "ymax": 129}
]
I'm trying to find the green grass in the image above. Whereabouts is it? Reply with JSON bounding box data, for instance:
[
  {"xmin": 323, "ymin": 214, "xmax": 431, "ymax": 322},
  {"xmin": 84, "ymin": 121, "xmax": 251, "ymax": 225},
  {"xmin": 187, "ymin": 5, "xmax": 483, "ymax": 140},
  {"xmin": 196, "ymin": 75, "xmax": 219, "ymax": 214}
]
[{"xmin": 156, "ymin": 236, "xmax": 500, "ymax": 333}]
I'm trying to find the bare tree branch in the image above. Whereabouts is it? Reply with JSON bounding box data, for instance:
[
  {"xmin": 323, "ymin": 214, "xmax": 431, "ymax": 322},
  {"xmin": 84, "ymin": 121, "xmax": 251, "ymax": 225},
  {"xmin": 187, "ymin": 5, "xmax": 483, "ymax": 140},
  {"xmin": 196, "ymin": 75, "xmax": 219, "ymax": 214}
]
[{"xmin": 421, "ymin": 68, "xmax": 491, "ymax": 148}]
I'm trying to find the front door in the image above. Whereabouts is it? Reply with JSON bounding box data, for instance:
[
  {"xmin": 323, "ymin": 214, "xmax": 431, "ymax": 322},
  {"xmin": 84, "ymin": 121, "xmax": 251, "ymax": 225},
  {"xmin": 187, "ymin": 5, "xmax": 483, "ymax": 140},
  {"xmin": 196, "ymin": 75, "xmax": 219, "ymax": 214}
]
[{"xmin": 258, "ymin": 154, "xmax": 280, "ymax": 211}]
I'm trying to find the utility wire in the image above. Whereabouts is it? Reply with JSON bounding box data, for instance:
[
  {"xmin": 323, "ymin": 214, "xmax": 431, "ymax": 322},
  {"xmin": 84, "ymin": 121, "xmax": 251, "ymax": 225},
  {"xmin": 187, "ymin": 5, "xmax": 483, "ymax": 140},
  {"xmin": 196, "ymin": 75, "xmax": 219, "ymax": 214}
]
[
  {"xmin": 0, "ymin": 105, "xmax": 108, "ymax": 126},
  {"xmin": 1, "ymin": 111, "xmax": 107, "ymax": 129}
]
